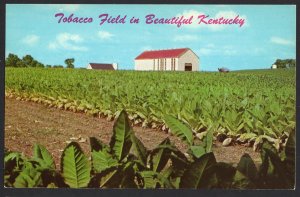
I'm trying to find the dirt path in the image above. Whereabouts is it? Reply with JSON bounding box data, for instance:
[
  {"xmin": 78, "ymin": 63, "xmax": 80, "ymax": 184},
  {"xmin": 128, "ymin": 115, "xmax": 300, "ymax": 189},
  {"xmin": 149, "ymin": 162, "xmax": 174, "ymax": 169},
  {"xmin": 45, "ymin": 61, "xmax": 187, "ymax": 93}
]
[{"xmin": 5, "ymin": 98, "xmax": 261, "ymax": 169}]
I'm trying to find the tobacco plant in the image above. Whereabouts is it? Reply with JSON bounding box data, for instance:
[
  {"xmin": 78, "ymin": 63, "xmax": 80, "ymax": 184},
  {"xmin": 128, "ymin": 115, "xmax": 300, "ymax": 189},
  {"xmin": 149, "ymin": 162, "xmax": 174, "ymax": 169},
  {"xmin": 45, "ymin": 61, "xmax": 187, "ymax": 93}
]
[
  {"xmin": 4, "ymin": 110, "xmax": 295, "ymax": 189},
  {"xmin": 5, "ymin": 68, "xmax": 295, "ymax": 150}
]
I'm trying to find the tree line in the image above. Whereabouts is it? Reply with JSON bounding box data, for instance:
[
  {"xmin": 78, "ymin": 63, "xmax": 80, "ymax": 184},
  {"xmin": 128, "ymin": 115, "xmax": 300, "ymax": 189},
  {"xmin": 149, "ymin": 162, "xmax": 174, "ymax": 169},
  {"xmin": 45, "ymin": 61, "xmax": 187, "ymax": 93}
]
[
  {"xmin": 273, "ymin": 59, "xmax": 296, "ymax": 68},
  {"xmin": 5, "ymin": 53, "xmax": 75, "ymax": 68}
]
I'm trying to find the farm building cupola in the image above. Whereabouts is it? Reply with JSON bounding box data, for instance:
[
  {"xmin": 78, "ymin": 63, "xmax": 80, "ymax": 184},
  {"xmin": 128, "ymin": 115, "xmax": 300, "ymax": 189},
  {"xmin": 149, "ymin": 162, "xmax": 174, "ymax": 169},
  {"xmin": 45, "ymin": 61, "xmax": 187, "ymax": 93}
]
[{"xmin": 134, "ymin": 48, "xmax": 199, "ymax": 71}]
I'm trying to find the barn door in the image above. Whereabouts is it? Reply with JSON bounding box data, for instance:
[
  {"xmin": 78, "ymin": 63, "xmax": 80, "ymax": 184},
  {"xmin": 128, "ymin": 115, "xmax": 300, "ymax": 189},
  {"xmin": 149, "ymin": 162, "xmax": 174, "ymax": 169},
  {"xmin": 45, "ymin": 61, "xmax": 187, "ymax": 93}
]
[{"xmin": 184, "ymin": 63, "xmax": 192, "ymax": 71}]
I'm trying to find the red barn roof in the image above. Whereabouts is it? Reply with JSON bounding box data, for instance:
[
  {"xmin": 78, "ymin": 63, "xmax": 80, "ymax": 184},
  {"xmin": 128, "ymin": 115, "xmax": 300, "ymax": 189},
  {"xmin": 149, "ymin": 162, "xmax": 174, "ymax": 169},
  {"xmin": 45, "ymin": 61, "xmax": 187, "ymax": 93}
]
[
  {"xmin": 89, "ymin": 63, "xmax": 115, "ymax": 70},
  {"xmin": 135, "ymin": 48, "xmax": 189, "ymax": 60}
]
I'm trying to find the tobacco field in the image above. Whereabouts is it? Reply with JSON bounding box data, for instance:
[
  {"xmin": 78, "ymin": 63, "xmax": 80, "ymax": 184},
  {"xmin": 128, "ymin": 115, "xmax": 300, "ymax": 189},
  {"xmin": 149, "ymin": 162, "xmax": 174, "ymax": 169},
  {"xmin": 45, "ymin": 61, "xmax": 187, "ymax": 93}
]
[
  {"xmin": 4, "ymin": 110, "xmax": 295, "ymax": 188},
  {"xmin": 5, "ymin": 68, "xmax": 296, "ymax": 150}
]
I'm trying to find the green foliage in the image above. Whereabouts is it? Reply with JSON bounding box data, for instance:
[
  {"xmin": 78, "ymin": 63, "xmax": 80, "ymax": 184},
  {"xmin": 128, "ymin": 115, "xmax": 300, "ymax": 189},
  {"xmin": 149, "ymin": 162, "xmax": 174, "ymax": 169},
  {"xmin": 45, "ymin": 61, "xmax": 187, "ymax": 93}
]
[
  {"xmin": 53, "ymin": 65, "xmax": 64, "ymax": 68},
  {"xmin": 90, "ymin": 138, "xmax": 118, "ymax": 173},
  {"xmin": 13, "ymin": 162, "xmax": 42, "ymax": 188},
  {"xmin": 273, "ymin": 59, "xmax": 296, "ymax": 68},
  {"xmin": 4, "ymin": 110, "xmax": 295, "ymax": 189},
  {"xmin": 65, "ymin": 58, "xmax": 75, "ymax": 68},
  {"xmin": 5, "ymin": 68, "xmax": 295, "ymax": 189},
  {"xmin": 190, "ymin": 146, "xmax": 206, "ymax": 158},
  {"xmin": 236, "ymin": 154, "xmax": 257, "ymax": 181},
  {"xmin": 109, "ymin": 110, "xmax": 133, "ymax": 161},
  {"xmin": 203, "ymin": 126, "xmax": 213, "ymax": 152},
  {"xmin": 5, "ymin": 53, "xmax": 46, "ymax": 68},
  {"xmin": 33, "ymin": 144, "xmax": 56, "ymax": 170},
  {"xmin": 5, "ymin": 53, "xmax": 21, "ymax": 67},
  {"xmin": 165, "ymin": 115, "xmax": 193, "ymax": 145},
  {"xmin": 5, "ymin": 68, "xmax": 295, "ymax": 150},
  {"xmin": 149, "ymin": 138, "xmax": 172, "ymax": 172},
  {"xmin": 61, "ymin": 142, "xmax": 91, "ymax": 188},
  {"xmin": 22, "ymin": 55, "xmax": 34, "ymax": 66},
  {"xmin": 130, "ymin": 134, "xmax": 148, "ymax": 166},
  {"xmin": 180, "ymin": 153, "xmax": 217, "ymax": 188}
]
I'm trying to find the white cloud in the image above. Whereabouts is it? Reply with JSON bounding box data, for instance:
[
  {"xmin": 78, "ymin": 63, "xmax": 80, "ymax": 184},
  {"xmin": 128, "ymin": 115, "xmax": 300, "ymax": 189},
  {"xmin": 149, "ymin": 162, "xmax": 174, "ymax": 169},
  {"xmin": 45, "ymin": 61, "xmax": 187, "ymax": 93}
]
[
  {"xmin": 253, "ymin": 47, "xmax": 265, "ymax": 54},
  {"xmin": 199, "ymin": 48, "xmax": 213, "ymax": 55},
  {"xmin": 22, "ymin": 34, "xmax": 40, "ymax": 46},
  {"xmin": 206, "ymin": 43, "xmax": 215, "ymax": 48},
  {"xmin": 48, "ymin": 33, "xmax": 88, "ymax": 51},
  {"xmin": 173, "ymin": 35, "xmax": 199, "ymax": 42},
  {"xmin": 224, "ymin": 49, "xmax": 237, "ymax": 56},
  {"xmin": 177, "ymin": 9, "xmax": 248, "ymax": 30},
  {"xmin": 48, "ymin": 43, "xmax": 57, "ymax": 50},
  {"xmin": 177, "ymin": 10, "xmax": 205, "ymax": 28},
  {"xmin": 209, "ymin": 11, "xmax": 248, "ymax": 31},
  {"xmin": 97, "ymin": 31, "xmax": 114, "ymax": 39},
  {"xmin": 270, "ymin": 36, "xmax": 294, "ymax": 46},
  {"xmin": 223, "ymin": 45, "xmax": 237, "ymax": 55}
]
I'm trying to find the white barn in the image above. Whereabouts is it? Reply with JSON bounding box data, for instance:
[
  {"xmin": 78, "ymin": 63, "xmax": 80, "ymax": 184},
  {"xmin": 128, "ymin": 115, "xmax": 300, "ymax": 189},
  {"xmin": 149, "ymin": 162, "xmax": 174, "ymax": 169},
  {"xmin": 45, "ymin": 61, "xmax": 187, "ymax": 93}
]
[
  {"xmin": 135, "ymin": 48, "xmax": 199, "ymax": 71},
  {"xmin": 271, "ymin": 64, "xmax": 277, "ymax": 69}
]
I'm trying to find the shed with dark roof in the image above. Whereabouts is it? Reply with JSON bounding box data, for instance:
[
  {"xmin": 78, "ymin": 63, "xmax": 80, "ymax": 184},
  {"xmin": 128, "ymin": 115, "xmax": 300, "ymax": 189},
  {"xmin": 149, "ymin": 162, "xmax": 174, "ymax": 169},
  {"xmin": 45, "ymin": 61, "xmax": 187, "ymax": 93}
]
[{"xmin": 87, "ymin": 63, "xmax": 118, "ymax": 70}]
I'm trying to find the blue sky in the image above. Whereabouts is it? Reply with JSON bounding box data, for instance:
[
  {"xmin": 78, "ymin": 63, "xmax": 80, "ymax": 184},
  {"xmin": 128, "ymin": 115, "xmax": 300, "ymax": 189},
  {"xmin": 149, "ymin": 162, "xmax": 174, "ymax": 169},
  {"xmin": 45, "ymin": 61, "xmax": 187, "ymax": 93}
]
[{"xmin": 6, "ymin": 4, "xmax": 296, "ymax": 71}]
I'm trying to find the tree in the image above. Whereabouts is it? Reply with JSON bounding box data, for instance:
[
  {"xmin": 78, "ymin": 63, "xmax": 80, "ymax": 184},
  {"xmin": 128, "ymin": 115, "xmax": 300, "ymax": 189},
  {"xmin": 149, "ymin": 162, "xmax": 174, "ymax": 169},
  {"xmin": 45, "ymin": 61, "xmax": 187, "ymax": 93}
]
[
  {"xmin": 64, "ymin": 58, "xmax": 75, "ymax": 68},
  {"xmin": 53, "ymin": 65, "xmax": 64, "ymax": 68},
  {"xmin": 274, "ymin": 59, "xmax": 296, "ymax": 68},
  {"xmin": 16, "ymin": 61, "xmax": 26, "ymax": 67},
  {"xmin": 22, "ymin": 55, "xmax": 34, "ymax": 67},
  {"xmin": 5, "ymin": 53, "xmax": 21, "ymax": 67},
  {"xmin": 36, "ymin": 62, "xmax": 45, "ymax": 68},
  {"xmin": 46, "ymin": 65, "xmax": 52, "ymax": 68},
  {"xmin": 31, "ymin": 60, "xmax": 38, "ymax": 67}
]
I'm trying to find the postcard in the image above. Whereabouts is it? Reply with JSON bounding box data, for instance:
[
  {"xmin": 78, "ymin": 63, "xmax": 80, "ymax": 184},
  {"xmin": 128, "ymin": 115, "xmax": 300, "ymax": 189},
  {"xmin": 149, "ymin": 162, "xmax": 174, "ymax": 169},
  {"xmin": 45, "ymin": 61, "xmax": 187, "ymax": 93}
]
[{"xmin": 4, "ymin": 4, "xmax": 296, "ymax": 190}]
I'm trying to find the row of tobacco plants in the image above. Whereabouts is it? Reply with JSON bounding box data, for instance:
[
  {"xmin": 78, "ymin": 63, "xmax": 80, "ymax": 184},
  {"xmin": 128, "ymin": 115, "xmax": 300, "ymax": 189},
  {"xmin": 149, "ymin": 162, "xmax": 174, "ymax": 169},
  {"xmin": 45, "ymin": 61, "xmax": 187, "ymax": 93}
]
[
  {"xmin": 5, "ymin": 111, "xmax": 295, "ymax": 189},
  {"xmin": 5, "ymin": 68, "xmax": 296, "ymax": 151}
]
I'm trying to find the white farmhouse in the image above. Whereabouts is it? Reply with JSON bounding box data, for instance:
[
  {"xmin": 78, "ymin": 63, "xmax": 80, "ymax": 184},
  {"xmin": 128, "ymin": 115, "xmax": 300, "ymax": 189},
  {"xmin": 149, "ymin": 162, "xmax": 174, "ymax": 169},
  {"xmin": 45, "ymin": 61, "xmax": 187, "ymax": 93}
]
[
  {"xmin": 271, "ymin": 64, "xmax": 277, "ymax": 69},
  {"xmin": 135, "ymin": 48, "xmax": 199, "ymax": 71}
]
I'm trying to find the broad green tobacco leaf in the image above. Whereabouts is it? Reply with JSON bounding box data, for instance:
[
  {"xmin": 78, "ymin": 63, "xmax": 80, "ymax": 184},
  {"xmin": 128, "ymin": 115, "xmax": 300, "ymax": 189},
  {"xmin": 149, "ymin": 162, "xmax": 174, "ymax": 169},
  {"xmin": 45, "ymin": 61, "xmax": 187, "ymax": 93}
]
[
  {"xmin": 33, "ymin": 144, "xmax": 55, "ymax": 169},
  {"xmin": 13, "ymin": 162, "xmax": 42, "ymax": 188},
  {"xmin": 109, "ymin": 110, "xmax": 133, "ymax": 161},
  {"xmin": 190, "ymin": 146, "xmax": 206, "ymax": 159},
  {"xmin": 61, "ymin": 142, "xmax": 91, "ymax": 188},
  {"xmin": 164, "ymin": 115, "xmax": 193, "ymax": 146},
  {"xmin": 180, "ymin": 152, "xmax": 217, "ymax": 189},
  {"xmin": 130, "ymin": 134, "xmax": 148, "ymax": 166},
  {"xmin": 91, "ymin": 150, "xmax": 118, "ymax": 173},
  {"xmin": 236, "ymin": 153, "xmax": 257, "ymax": 181},
  {"xmin": 5, "ymin": 68, "xmax": 296, "ymax": 152},
  {"xmin": 150, "ymin": 138, "xmax": 172, "ymax": 172}
]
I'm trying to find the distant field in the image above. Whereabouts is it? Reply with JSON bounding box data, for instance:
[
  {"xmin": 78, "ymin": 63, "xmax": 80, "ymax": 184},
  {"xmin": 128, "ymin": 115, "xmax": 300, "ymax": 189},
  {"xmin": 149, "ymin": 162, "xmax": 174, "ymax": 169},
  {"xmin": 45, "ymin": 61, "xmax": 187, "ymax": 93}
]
[{"xmin": 5, "ymin": 68, "xmax": 296, "ymax": 147}]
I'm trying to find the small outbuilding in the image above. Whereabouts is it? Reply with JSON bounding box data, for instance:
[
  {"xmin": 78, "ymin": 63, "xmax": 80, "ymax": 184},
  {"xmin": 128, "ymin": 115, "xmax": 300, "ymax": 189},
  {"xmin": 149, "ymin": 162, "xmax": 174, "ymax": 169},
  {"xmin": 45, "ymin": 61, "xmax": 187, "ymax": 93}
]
[
  {"xmin": 271, "ymin": 64, "xmax": 277, "ymax": 69},
  {"xmin": 135, "ymin": 48, "xmax": 199, "ymax": 71},
  {"xmin": 87, "ymin": 63, "xmax": 118, "ymax": 70}
]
